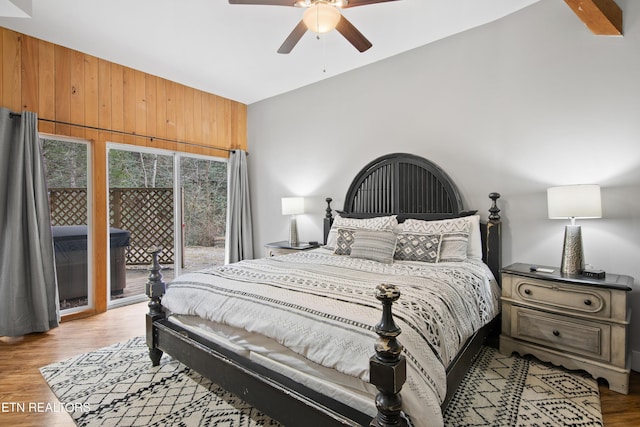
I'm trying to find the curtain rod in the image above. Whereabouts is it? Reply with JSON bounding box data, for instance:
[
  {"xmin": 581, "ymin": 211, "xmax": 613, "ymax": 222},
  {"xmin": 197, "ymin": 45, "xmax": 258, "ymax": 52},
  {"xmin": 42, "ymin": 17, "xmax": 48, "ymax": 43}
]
[{"xmin": 8, "ymin": 112, "xmax": 240, "ymax": 154}]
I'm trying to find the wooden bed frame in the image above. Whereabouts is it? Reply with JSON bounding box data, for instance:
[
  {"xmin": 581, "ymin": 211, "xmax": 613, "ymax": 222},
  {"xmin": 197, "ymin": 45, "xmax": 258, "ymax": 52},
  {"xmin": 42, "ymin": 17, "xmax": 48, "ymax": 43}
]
[{"xmin": 146, "ymin": 152, "xmax": 502, "ymax": 426}]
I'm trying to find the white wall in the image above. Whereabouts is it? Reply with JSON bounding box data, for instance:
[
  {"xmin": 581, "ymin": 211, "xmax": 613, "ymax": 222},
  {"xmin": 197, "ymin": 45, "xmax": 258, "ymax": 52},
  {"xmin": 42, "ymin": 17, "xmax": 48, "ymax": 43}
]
[{"xmin": 247, "ymin": 0, "xmax": 640, "ymax": 368}]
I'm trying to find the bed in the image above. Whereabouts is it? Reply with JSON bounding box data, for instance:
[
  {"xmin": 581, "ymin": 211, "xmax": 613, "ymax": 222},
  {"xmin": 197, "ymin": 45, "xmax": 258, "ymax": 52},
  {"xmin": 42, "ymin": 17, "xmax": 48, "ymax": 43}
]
[{"xmin": 145, "ymin": 152, "xmax": 502, "ymax": 426}]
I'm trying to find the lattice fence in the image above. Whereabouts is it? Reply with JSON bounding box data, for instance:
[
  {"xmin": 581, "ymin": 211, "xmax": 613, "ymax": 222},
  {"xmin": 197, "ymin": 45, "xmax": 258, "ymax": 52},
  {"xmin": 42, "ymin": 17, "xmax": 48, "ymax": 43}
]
[
  {"xmin": 49, "ymin": 187, "xmax": 175, "ymax": 265},
  {"xmin": 110, "ymin": 188, "xmax": 174, "ymax": 265},
  {"xmin": 50, "ymin": 188, "xmax": 88, "ymax": 225}
]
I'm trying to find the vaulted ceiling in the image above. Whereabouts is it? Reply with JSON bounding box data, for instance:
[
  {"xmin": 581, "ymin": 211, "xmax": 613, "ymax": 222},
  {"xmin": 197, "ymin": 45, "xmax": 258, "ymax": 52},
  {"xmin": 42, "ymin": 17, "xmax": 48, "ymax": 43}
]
[{"xmin": 0, "ymin": 0, "xmax": 622, "ymax": 105}]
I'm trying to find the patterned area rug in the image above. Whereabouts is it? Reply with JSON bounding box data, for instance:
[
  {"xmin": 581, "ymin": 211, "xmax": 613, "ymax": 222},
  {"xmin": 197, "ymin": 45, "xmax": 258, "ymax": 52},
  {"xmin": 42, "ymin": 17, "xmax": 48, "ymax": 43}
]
[
  {"xmin": 443, "ymin": 346, "xmax": 603, "ymax": 427},
  {"xmin": 40, "ymin": 337, "xmax": 603, "ymax": 427},
  {"xmin": 40, "ymin": 336, "xmax": 278, "ymax": 426}
]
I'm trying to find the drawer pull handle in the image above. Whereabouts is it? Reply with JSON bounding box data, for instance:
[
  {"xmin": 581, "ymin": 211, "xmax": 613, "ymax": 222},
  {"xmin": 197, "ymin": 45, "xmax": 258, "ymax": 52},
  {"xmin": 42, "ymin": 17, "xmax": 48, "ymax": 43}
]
[
  {"xmin": 584, "ymin": 299, "xmax": 592, "ymax": 306},
  {"xmin": 524, "ymin": 289, "xmax": 531, "ymax": 295},
  {"xmin": 553, "ymin": 330, "xmax": 560, "ymax": 337}
]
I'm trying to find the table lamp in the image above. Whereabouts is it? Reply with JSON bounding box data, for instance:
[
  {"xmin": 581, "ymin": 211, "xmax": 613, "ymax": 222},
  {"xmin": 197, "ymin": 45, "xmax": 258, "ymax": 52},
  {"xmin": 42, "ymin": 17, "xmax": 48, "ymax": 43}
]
[
  {"xmin": 281, "ymin": 197, "xmax": 304, "ymax": 246},
  {"xmin": 547, "ymin": 184, "xmax": 602, "ymax": 275}
]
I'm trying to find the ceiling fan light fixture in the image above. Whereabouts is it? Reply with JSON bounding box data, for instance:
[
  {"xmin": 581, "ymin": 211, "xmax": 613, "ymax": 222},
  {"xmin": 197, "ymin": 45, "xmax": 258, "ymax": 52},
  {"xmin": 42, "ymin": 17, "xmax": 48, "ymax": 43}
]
[{"xmin": 303, "ymin": 3, "xmax": 341, "ymax": 34}]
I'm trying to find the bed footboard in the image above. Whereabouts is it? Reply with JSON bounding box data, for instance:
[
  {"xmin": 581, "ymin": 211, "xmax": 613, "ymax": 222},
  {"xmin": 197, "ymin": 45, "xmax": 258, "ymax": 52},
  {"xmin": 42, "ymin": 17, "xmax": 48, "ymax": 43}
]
[
  {"xmin": 145, "ymin": 249, "xmax": 411, "ymax": 425},
  {"xmin": 370, "ymin": 284, "xmax": 408, "ymax": 427},
  {"xmin": 145, "ymin": 246, "xmax": 166, "ymax": 366}
]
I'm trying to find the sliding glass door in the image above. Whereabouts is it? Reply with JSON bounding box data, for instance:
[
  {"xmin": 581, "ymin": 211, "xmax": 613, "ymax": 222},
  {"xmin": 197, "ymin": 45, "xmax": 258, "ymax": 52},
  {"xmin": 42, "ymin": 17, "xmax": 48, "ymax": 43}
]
[{"xmin": 107, "ymin": 145, "xmax": 226, "ymax": 308}]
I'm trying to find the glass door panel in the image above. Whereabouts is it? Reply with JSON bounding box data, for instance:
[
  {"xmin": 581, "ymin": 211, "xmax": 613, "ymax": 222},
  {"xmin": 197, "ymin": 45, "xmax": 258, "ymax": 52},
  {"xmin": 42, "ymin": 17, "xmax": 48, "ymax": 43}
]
[
  {"xmin": 42, "ymin": 137, "xmax": 91, "ymax": 312},
  {"xmin": 108, "ymin": 147, "xmax": 174, "ymax": 305},
  {"xmin": 179, "ymin": 156, "xmax": 227, "ymax": 274}
]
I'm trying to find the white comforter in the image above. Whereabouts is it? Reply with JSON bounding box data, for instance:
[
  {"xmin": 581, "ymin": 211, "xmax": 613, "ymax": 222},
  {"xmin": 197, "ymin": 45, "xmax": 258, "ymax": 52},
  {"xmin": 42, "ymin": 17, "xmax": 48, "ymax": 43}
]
[{"xmin": 161, "ymin": 249, "xmax": 500, "ymax": 427}]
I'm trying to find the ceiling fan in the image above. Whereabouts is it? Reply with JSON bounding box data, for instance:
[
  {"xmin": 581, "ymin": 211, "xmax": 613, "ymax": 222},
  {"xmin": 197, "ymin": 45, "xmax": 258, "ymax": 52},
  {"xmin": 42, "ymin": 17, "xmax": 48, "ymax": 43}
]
[{"xmin": 228, "ymin": 0, "xmax": 399, "ymax": 54}]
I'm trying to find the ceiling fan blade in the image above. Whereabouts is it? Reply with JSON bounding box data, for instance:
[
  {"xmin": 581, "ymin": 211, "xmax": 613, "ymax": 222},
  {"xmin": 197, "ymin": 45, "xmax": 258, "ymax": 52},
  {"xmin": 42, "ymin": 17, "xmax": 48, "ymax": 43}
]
[
  {"xmin": 341, "ymin": 0, "xmax": 400, "ymax": 8},
  {"xmin": 228, "ymin": 0, "xmax": 296, "ymax": 6},
  {"xmin": 278, "ymin": 20, "xmax": 308, "ymax": 54},
  {"xmin": 335, "ymin": 15, "xmax": 372, "ymax": 52}
]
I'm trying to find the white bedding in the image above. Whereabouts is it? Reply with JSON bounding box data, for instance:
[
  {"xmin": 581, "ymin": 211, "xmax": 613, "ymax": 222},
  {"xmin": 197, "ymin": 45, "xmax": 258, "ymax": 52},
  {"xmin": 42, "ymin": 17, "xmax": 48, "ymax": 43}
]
[
  {"xmin": 161, "ymin": 248, "xmax": 500, "ymax": 427},
  {"xmin": 169, "ymin": 314, "xmax": 379, "ymax": 417}
]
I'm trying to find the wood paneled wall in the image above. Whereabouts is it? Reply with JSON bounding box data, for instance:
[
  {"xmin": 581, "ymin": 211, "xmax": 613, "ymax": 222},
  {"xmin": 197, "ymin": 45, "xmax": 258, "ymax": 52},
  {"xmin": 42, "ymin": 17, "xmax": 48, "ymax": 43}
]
[{"xmin": 0, "ymin": 27, "xmax": 248, "ymax": 316}]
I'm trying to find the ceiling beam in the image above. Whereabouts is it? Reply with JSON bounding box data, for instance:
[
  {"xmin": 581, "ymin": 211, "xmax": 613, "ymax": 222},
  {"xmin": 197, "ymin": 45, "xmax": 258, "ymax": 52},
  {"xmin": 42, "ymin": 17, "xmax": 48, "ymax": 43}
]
[{"xmin": 564, "ymin": 0, "xmax": 622, "ymax": 35}]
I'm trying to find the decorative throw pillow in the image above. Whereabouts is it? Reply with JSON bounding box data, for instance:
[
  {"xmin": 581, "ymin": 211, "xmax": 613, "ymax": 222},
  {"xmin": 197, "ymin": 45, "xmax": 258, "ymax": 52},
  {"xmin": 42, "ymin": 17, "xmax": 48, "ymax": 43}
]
[
  {"xmin": 464, "ymin": 215, "xmax": 482, "ymax": 260},
  {"xmin": 333, "ymin": 228, "xmax": 356, "ymax": 255},
  {"xmin": 325, "ymin": 215, "xmax": 398, "ymax": 250},
  {"xmin": 349, "ymin": 230, "xmax": 398, "ymax": 264},
  {"xmin": 438, "ymin": 232, "xmax": 469, "ymax": 262},
  {"xmin": 394, "ymin": 233, "xmax": 442, "ymax": 262},
  {"xmin": 403, "ymin": 216, "xmax": 478, "ymax": 261}
]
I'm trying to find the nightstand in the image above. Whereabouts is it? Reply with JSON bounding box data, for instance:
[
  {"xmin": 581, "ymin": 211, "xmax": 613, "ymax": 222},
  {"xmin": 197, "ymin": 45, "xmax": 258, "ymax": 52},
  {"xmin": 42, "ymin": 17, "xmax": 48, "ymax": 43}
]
[
  {"xmin": 499, "ymin": 262, "xmax": 633, "ymax": 394},
  {"xmin": 264, "ymin": 241, "xmax": 319, "ymax": 257}
]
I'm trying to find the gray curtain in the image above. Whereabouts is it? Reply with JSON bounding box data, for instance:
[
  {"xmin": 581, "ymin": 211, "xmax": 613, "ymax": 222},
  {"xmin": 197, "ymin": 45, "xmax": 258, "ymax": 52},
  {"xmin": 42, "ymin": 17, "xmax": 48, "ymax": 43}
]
[
  {"xmin": 0, "ymin": 108, "xmax": 59, "ymax": 336},
  {"xmin": 225, "ymin": 149, "xmax": 254, "ymax": 264}
]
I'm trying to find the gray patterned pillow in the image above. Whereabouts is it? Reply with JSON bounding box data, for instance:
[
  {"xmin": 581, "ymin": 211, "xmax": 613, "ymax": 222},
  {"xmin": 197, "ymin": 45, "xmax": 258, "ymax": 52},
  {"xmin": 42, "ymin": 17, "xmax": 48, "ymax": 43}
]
[
  {"xmin": 394, "ymin": 233, "xmax": 442, "ymax": 262},
  {"xmin": 438, "ymin": 232, "xmax": 469, "ymax": 262},
  {"xmin": 324, "ymin": 215, "xmax": 398, "ymax": 250},
  {"xmin": 333, "ymin": 228, "xmax": 356, "ymax": 255},
  {"xmin": 349, "ymin": 230, "xmax": 397, "ymax": 264}
]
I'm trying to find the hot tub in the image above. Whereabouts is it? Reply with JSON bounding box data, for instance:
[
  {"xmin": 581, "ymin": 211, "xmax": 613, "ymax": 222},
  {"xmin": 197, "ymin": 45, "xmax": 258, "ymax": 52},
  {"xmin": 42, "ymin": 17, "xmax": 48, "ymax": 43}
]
[{"xmin": 52, "ymin": 225, "xmax": 130, "ymax": 301}]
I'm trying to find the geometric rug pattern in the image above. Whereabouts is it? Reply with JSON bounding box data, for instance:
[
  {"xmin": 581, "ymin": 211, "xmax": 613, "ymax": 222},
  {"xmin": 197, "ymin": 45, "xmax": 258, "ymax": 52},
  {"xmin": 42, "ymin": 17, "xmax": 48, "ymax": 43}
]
[
  {"xmin": 443, "ymin": 346, "xmax": 603, "ymax": 427},
  {"xmin": 41, "ymin": 337, "xmax": 603, "ymax": 427},
  {"xmin": 40, "ymin": 336, "xmax": 279, "ymax": 426}
]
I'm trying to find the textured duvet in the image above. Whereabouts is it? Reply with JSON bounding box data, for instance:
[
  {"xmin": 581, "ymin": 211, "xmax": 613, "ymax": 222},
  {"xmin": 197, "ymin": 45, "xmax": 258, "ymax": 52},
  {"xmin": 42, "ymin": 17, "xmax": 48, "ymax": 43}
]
[{"xmin": 161, "ymin": 249, "xmax": 500, "ymax": 427}]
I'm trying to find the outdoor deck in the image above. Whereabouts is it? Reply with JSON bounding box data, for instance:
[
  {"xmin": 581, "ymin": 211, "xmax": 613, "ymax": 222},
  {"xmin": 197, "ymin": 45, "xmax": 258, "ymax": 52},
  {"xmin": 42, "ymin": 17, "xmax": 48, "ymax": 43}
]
[
  {"xmin": 59, "ymin": 245, "xmax": 224, "ymax": 311},
  {"xmin": 117, "ymin": 245, "xmax": 225, "ymax": 300}
]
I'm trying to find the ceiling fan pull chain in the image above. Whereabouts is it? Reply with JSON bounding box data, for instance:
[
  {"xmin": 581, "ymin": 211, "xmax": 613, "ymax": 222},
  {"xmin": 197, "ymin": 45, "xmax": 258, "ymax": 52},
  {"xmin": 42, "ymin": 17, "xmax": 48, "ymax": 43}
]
[
  {"xmin": 322, "ymin": 29, "xmax": 328, "ymax": 73},
  {"xmin": 322, "ymin": 31, "xmax": 327, "ymax": 73}
]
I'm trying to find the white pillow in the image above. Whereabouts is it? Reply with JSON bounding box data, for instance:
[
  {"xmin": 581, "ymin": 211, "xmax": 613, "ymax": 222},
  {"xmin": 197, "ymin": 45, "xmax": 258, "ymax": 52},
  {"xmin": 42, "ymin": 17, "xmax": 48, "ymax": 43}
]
[
  {"xmin": 402, "ymin": 215, "xmax": 482, "ymax": 261},
  {"xmin": 325, "ymin": 215, "xmax": 398, "ymax": 250},
  {"xmin": 465, "ymin": 215, "xmax": 482, "ymax": 260}
]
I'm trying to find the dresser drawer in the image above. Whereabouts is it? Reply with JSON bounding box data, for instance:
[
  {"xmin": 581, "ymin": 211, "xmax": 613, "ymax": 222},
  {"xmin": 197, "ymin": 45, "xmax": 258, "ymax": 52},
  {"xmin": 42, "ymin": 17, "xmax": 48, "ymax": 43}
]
[
  {"xmin": 509, "ymin": 276, "xmax": 611, "ymax": 319},
  {"xmin": 510, "ymin": 306, "xmax": 611, "ymax": 362},
  {"xmin": 266, "ymin": 248, "xmax": 294, "ymax": 257},
  {"xmin": 266, "ymin": 248, "xmax": 284, "ymax": 257}
]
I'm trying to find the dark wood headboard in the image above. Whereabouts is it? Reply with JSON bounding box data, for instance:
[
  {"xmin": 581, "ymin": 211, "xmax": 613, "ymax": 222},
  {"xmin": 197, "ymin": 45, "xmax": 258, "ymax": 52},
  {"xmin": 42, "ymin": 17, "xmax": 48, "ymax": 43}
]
[
  {"xmin": 323, "ymin": 153, "xmax": 502, "ymax": 283},
  {"xmin": 343, "ymin": 152, "xmax": 463, "ymax": 218}
]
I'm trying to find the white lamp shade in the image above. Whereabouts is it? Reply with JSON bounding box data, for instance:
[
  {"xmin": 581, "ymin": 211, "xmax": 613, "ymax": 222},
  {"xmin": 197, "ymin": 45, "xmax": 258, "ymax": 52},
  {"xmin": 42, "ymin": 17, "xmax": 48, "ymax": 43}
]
[
  {"xmin": 281, "ymin": 197, "xmax": 304, "ymax": 215},
  {"xmin": 547, "ymin": 185, "xmax": 602, "ymax": 219},
  {"xmin": 303, "ymin": 3, "xmax": 341, "ymax": 33}
]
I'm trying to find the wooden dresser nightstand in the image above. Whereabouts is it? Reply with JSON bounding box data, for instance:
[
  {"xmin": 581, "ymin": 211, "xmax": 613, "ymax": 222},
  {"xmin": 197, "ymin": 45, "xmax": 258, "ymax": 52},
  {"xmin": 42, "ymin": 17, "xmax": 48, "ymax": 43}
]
[
  {"xmin": 264, "ymin": 241, "xmax": 319, "ymax": 257},
  {"xmin": 500, "ymin": 262, "xmax": 633, "ymax": 394}
]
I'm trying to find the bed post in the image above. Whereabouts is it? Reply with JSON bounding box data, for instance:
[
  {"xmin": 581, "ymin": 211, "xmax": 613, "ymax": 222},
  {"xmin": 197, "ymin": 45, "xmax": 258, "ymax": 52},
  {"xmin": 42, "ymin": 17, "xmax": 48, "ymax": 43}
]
[
  {"xmin": 145, "ymin": 246, "xmax": 166, "ymax": 366},
  {"xmin": 323, "ymin": 197, "xmax": 334, "ymax": 245},
  {"xmin": 369, "ymin": 284, "xmax": 408, "ymax": 427},
  {"xmin": 486, "ymin": 192, "xmax": 502, "ymax": 285}
]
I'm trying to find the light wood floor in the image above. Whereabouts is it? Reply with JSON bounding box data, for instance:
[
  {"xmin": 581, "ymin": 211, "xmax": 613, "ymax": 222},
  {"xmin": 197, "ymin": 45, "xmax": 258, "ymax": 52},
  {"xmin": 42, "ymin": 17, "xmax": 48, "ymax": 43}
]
[
  {"xmin": 1, "ymin": 302, "xmax": 639, "ymax": 427},
  {"xmin": 0, "ymin": 302, "xmax": 147, "ymax": 427}
]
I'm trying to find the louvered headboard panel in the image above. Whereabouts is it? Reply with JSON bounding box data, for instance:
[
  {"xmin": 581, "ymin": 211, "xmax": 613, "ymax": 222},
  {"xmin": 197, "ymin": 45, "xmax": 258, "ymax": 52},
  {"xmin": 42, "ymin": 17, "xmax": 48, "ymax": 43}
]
[{"xmin": 343, "ymin": 153, "xmax": 463, "ymax": 219}]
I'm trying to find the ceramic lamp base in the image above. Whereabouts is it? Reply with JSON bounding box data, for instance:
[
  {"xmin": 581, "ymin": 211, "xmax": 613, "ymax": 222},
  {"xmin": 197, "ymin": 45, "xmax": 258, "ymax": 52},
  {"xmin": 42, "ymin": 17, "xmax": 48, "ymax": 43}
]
[
  {"xmin": 288, "ymin": 216, "xmax": 298, "ymax": 247},
  {"xmin": 560, "ymin": 225, "xmax": 584, "ymax": 275}
]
